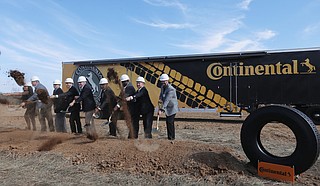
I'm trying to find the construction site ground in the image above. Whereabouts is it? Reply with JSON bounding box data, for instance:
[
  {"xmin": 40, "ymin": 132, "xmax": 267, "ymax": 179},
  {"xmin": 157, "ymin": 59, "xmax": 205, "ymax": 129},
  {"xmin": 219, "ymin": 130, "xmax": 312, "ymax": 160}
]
[{"xmin": 0, "ymin": 104, "xmax": 319, "ymax": 185}]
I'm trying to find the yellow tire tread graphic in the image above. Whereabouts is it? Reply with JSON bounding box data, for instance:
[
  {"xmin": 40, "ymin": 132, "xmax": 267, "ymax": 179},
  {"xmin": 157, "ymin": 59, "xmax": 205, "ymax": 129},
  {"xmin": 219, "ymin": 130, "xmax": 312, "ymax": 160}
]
[{"xmin": 120, "ymin": 62, "xmax": 240, "ymax": 112}]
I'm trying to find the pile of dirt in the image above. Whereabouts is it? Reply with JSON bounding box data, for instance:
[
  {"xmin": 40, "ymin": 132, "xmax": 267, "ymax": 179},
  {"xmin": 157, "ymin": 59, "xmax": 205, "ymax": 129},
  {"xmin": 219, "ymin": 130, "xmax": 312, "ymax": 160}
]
[{"xmin": 0, "ymin": 105, "xmax": 319, "ymax": 185}]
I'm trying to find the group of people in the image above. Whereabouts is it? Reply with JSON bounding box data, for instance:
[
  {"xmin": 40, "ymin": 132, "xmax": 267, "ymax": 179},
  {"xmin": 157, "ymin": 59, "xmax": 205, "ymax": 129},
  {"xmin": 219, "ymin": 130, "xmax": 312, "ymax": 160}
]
[{"xmin": 18, "ymin": 73, "xmax": 179, "ymax": 140}]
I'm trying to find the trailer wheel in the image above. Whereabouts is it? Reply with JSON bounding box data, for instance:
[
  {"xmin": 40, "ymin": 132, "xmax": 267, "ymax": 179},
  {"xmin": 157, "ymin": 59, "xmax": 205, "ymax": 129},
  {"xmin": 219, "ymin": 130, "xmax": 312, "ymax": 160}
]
[
  {"xmin": 240, "ymin": 105, "xmax": 320, "ymax": 175},
  {"xmin": 305, "ymin": 106, "xmax": 320, "ymax": 125}
]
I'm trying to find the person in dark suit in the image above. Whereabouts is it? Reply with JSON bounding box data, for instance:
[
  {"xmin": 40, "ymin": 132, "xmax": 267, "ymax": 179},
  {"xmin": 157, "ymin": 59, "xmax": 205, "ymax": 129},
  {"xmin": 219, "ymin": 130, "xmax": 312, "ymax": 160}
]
[
  {"xmin": 52, "ymin": 80, "xmax": 67, "ymax": 133},
  {"xmin": 114, "ymin": 74, "xmax": 136, "ymax": 138},
  {"xmin": 70, "ymin": 76, "xmax": 97, "ymax": 140},
  {"xmin": 158, "ymin": 74, "xmax": 179, "ymax": 140},
  {"xmin": 126, "ymin": 76, "xmax": 154, "ymax": 139},
  {"xmin": 51, "ymin": 78, "xmax": 82, "ymax": 134},
  {"xmin": 97, "ymin": 78, "xmax": 118, "ymax": 137}
]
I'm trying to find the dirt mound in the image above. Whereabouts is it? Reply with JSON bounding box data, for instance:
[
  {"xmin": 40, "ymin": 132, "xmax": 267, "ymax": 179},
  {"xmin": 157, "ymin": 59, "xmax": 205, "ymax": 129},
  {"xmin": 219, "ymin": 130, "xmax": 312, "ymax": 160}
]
[{"xmin": 0, "ymin": 105, "xmax": 319, "ymax": 185}]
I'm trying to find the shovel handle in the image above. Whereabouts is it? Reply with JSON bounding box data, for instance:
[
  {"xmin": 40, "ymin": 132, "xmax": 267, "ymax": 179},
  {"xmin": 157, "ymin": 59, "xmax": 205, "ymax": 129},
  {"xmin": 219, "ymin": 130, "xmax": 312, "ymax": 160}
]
[{"xmin": 156, "ymin": 114, "xmax": 160, "ymax": 129}]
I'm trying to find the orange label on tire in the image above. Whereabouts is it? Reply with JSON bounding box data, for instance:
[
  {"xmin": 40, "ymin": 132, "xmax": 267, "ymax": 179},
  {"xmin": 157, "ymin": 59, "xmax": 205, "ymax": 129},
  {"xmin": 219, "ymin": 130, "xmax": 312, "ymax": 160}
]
[{"xmin": 258, "ymin": 161, "xmax": 295, "ymax": 183}]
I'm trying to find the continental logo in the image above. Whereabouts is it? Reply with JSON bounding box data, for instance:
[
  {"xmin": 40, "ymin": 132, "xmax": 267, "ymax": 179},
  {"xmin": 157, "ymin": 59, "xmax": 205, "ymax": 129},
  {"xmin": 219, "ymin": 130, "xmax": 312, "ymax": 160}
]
[
  {"xmin": 207, "ymin": 58, "xmax": 316, "ymax": 80},
  {"xmin": 259, "ymin": 167, "xmax": 292, "ymax": 177}
]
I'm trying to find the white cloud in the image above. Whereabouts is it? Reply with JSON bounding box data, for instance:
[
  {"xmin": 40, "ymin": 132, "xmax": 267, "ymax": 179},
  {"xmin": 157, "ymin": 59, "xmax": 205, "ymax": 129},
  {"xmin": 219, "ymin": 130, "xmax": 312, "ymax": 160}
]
[
  {"xmin": 143, "ymin": 0, "xmax": 187, "ymax": 13},
  {"xmin": 0, "ymin": 45, "xmax": 60, "ymax": 71},
  {"xmin": 303, "ymin": 24, "xmax": 320, "ymax": 35},
  {"xmin": 174, "ymin": 18, "xmax": 243, "ymax": 52},
  {"xmin": 224, "ymin": 40, "xmax": 262, "ymax": 52},
  {"xmin": 133, "ymin": 18, "xmax": 193, "ymax": 30},
  {"xmin": 238, "ymin": 0, "xmax": 253, "ymax": 10},
  {"xmin": 255, "ymin": 29, "xmax": 277, "ymax": 40}
]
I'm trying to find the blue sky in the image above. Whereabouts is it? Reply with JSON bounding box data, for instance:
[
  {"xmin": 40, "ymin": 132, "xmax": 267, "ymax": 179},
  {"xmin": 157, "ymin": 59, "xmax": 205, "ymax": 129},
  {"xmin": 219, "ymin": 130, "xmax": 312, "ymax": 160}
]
[{"xmin": 1, "ymin": 0, "xmax": 320, "ymax": 93}]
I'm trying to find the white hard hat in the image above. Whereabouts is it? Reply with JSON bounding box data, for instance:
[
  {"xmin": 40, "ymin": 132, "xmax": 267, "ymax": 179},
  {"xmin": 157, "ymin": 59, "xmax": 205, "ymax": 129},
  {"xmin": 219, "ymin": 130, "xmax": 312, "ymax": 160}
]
[
  {"xmin": 77, "ymin": 76, "xmax": 87, "ymax": 82},
  {"xmin": 159, "ymin": 74, "xmax": 169, "ymax": 81},
  {"xmin": 120, "ymin": 74, "xmax": 130, "ymax": 82},
  {"xmin": 24, "ymin": 82, "xmax": 32, "ymax": 87},
  {"xmin": 136, "ymin": 76, "xmax": 145, "ymax": 83},
  {"xmin": 65, "ymin": 78, "xmax": 74, "ymax": 84},
  {"xmin": 99, "ymin": 78, "xmax": 108, "ymax": 84},
  {"xmin": 31, "ymin": 76, "xmax": 40, "ymax": 82},
  {"xmin": 53, "ymin": 79, "xmax": 61, "ymax": 85}
]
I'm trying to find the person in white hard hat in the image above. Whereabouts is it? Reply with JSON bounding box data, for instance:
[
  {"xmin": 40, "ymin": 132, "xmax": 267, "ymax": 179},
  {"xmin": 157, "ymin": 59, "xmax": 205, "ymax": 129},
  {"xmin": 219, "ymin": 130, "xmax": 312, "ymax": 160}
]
[
  {"xmin": 21, "ymin": 82, "xmax": 37, "ymax": 130},
  {"xmin": 4, "ymin": 82, "xmax": 37, "ymax": 130},
  {"xmin": 51, "ymin": 78, "xmax": 82, "ymax": 134},
  {"xmin": 70, "ymin": 76, "xmax": 97, "ymax": 140},
  {"xmin": 97, "ymin": 78, "xmax": 118, "ymax": 137},
  {"xmin": 52, "ymin": 80, "xmax": 67, "ymax": 132},
  {"xmin": 158, "ymin": 74, "xmax": 179, "ymax": 140},
  {"xmin": 126, "ymin": 76, "xmax": 154, "ymax": 139},
  {"xmin": 21, "ymin": 76, "xmax": 54, "ymax": 132},
  {"xmin": 115, "ymin": 74, "xmax": 136, "ymax": 138}
]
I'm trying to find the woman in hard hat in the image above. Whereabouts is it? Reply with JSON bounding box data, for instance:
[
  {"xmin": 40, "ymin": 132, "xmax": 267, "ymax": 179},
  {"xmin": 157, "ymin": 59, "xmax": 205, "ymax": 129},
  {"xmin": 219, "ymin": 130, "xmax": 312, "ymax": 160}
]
[
  {"xmin": 51, "ymin": 78, "xmax": 82, "ymax": 134},
  {"xmin": 126, "ymin": 76, "xmax": 154, "ymax": 139},
  {"xmin": 97, "ymin": 78, "xmax": 118, "ymax": 137},
  {"xmin": 22, "ymin": 82, "xmax": 37, "ymax": 130},
  {"xmin": 158, "ymin": 74, "xmax": 179, "ymax": 140},
  {"xmin": 52, "ymin": 80, "xmax": 67, "ymax": 133}
]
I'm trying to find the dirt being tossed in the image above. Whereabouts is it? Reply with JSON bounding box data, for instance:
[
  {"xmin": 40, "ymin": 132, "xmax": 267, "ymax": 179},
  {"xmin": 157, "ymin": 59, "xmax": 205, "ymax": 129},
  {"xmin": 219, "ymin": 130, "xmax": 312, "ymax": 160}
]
[
  {"xmin": 107, "ymin": 67, "xmax": 120, "ymax": 85},
  {"xmin": 0, "ymin": 98, "xmax": 10, "ymax": 105},
  {"xmin": 36, "ymin": 89, "xmax": 49, "ymax": 104},
  {"xmin": 8, "ymin": 70, "xmax": 25, "ymax": 86},
  {"xmin": 38, "ymin": 137, "xmax": 63, "ymax": 151},
  {"xmin": 106, "ymin": 67, "xmax": 134, "ymax": 138}
]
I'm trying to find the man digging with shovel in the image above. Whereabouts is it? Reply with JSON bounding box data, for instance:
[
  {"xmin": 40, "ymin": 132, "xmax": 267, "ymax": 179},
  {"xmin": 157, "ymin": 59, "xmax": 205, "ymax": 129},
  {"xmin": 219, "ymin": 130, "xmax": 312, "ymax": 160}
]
[
  {"xmin": 69, "ymin": 76, "xmax": 97, "ymax": 140},
  {"xmin": 96, "ymin": 78, "xmax": 118, "ymax": 137},
  {"xmin": 50, "ymin": 78, "xmax": 82, "ymax": 135},
  {"xmin": 158, "ymin": 74, "xmax": 179, "ymax": 140}
]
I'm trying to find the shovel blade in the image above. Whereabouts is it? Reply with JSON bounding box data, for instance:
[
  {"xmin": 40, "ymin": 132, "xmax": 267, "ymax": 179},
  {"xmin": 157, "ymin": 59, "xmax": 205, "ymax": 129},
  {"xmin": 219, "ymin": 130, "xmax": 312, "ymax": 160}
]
[{"xmin": 101, "ymin": 121, "xmax": 111, "ymax": 127}]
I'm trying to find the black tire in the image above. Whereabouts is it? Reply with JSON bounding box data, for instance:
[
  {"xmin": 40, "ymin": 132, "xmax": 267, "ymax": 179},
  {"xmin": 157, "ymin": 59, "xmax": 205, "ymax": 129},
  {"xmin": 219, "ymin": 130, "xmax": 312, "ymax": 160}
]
[
  {"xmin": 305, "ymin": 106, "xmax": 320, "ymax": 125},
  {"xmin": 240, "ymin": 105, "xmax": 320, "ymax": 175}
]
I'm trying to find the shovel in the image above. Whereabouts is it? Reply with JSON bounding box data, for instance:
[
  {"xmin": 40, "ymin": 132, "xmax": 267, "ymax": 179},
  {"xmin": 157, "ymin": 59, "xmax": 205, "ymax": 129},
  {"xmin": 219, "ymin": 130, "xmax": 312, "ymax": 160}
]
[
  {"xmin": 60, "ymin": 105, "xmax": 70, "ymax": 113},
  {"xmin": 101, "ymin": 113, "xmax": 113, "ymax": 127},
  {"xmin": 152, "ymin": 114, "xmax": 160, "ymax": 134}
]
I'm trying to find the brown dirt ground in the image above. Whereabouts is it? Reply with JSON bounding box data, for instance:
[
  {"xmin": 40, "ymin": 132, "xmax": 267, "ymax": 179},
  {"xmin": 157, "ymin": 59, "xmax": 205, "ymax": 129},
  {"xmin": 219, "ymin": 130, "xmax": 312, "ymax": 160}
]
[{"xmin": 0, "ymin": 104, "xmax": 319, "ymax": 185}]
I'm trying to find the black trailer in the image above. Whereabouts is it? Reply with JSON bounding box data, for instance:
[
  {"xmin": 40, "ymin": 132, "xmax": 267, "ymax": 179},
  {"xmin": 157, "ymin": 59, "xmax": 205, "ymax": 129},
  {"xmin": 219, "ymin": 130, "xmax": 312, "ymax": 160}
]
[{"xmin": 63, "ymin": 47, "xmax": 320, "ymax": 175}]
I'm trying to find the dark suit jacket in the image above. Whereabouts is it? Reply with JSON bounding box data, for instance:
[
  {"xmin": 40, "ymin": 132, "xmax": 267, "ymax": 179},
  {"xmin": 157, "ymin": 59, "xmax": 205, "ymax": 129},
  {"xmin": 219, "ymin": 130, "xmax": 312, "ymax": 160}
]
[
  {"xmin": 99, "ymin": 87, "xmax": 117, "ymax": 112},
  {"xmin": 53, "ymin": 87, "xmax": 67, "ymax": 113},
  {"xmin": 76, "ymin": 84, "xmax": 96, "ymax": 112},
  {"xmin": 122, "ymin": 83, "xmax": 136, "ymax": 113},
  {"xmin": 59, "ymin": 86, "xmax": 80, "ymax": 112},
  {"xmin": 133, "ymin": 86, "xmax": 154, "ymax": 115}
]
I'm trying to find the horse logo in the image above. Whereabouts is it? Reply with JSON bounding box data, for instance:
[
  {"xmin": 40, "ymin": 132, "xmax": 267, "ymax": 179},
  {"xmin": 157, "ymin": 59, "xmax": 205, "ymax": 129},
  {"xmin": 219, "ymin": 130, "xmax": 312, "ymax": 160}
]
[
  {"xmin": 86, "ymin": 72, "xmax": 99, "ymax": 94},
  {"xmin": 73, "ymin": 65, "xmax": 103, "ymax": 103},
  {"xmin": 301, "ymin": 58, "xmax": 316, "ymax": 73}
]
